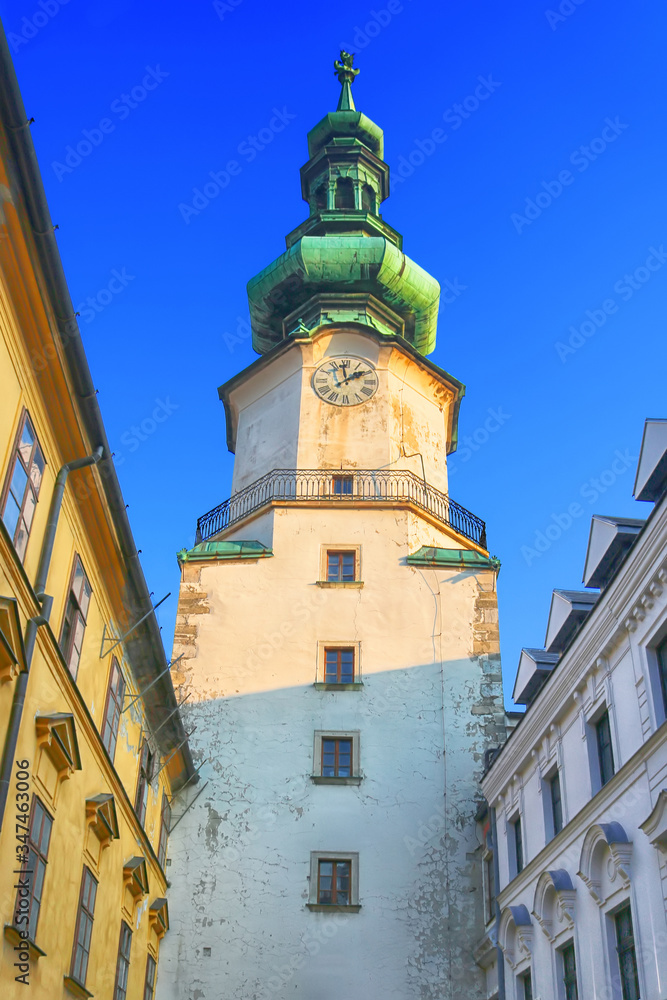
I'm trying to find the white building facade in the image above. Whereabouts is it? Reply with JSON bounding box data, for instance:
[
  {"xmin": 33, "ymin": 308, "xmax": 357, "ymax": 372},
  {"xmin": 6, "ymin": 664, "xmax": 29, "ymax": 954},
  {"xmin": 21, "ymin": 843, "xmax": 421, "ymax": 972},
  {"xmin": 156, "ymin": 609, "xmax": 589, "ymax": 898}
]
[
  {"xmin": 158, "ymin": 58, "xmax": 507, "ymax": 1000},
  {"xmin": 479, "ymin": 419, "xmax": 667, "ymax": 1000}
]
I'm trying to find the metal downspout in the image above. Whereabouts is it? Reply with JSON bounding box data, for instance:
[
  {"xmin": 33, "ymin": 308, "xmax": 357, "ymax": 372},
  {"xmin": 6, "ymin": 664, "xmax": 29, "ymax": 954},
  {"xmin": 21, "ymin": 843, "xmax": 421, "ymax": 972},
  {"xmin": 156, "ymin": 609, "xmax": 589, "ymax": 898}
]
[
  {"xmin": 490, "ymin": 805, "xmax": 506, "ymax": 1000},
  {"xmin": 0, "ymin": 446, "xmax": 103, "ymax": 833}
]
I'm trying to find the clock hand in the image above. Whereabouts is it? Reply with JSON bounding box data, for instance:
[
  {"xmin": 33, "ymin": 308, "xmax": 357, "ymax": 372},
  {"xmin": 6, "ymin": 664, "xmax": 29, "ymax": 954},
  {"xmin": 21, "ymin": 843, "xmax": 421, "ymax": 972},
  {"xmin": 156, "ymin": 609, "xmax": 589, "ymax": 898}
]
[{"xmin": 340, "ymin": 370, "xmax": 372, "ymax": 385}]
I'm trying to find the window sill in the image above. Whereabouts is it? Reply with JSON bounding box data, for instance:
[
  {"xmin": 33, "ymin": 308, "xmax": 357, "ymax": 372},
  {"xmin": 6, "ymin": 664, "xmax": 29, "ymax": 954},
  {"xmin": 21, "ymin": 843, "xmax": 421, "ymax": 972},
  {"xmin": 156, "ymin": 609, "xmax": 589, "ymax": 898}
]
[
  {"xmin": 306, "ymin": 904, "xmax": 361, "ymax": 913},
  {"xmin": 311, "ymin": 775, "xmax": 362, "ymax": 785},
  {"xmin": 314, "ymin": 682, "xmax": 363, "ymax": 691},
  {"xmin": 4, "ymin": 924, "xmax": 47, "ymax": 960},
  {"xmin": 64, "ymin": 975, "xmax": 94, "ymax": 999},
  {"xmin": 316, "ymin": 581, "xmax": 364, "ymax": 589}
]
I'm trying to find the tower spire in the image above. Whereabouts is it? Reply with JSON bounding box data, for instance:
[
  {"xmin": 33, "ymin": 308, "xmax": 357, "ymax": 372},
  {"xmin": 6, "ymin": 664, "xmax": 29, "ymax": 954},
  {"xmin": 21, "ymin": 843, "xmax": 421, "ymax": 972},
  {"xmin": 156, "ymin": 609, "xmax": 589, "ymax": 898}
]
[{"xmin": 334, "ymin": 50, "xmax": 359, "ymax": 111}]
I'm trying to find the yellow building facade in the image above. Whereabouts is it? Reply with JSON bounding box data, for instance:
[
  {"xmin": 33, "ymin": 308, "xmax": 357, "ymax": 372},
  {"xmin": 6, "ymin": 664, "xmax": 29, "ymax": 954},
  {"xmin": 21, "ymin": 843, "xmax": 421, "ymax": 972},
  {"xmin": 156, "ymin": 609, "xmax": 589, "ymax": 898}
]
[{"xmin": 0, "ymin": 30, "xmax": 195, "ymax": 1000}]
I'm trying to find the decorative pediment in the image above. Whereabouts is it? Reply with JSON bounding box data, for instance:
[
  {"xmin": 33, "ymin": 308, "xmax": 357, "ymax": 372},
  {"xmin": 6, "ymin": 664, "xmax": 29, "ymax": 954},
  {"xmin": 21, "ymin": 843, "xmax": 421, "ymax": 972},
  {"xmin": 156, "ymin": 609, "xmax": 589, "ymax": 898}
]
[
  {"xmin": 123, "ymin": 856, "xmax": 149, "ymax": 899},
  {"xmin": 578, "ymin": 822, "xmax": 632, "ymax": 905},
  {"xmin": 532, "ymin": 869, "xmax": 576, "ymax": 940},
  {"xmin": 498, "ymin": 904, "xmax": 533, "ymax": 969},
  {"xmin": 149, "ymin": 898, "xmax": 169, "ymax": 939},
  {"xmin": 640, "ymin": 789, "xmax": 667, "ymax": 851},
  {"xmin": 0, "ymin": 596, "xmax": 25, "ymax": 683},
  {"xmin": 85, "ymin": 794, "xmax": 119, "ymax": 848},
  {"xmin": 35, "ymin": 714, "xmax": 82, "ymax": 777}
]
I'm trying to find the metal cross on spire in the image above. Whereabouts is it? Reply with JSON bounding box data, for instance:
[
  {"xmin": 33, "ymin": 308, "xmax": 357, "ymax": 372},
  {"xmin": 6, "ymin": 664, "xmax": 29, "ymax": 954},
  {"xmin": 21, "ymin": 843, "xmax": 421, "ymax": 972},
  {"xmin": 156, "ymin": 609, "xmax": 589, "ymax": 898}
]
[{"xmin": 334, "ymin": 50, "xmax": 359, "ymax": 111}]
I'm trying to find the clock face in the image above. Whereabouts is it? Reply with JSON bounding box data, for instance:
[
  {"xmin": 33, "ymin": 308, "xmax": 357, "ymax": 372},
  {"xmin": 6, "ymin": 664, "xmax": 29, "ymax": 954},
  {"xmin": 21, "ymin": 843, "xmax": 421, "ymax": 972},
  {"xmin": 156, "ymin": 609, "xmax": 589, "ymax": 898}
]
[{"xmin": 312, "ymin": 356, "xmax": 379, "ymax": 406}]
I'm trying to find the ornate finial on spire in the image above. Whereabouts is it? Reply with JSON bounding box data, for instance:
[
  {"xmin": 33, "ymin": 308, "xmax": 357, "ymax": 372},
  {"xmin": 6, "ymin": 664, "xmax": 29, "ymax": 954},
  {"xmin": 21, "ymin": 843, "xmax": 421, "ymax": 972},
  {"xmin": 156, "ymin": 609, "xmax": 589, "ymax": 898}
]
[{"xmin": 334, "ymin": 50, "xmax": 358, "ymax": 112}]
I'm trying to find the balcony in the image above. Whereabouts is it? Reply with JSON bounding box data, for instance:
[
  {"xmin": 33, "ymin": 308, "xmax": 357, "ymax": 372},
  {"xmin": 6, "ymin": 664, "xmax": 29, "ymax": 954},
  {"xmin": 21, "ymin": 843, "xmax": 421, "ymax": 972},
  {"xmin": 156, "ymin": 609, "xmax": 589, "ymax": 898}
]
[{"xmin": 196, "ymin": 469, "xmax": 487, "ymax": 549}]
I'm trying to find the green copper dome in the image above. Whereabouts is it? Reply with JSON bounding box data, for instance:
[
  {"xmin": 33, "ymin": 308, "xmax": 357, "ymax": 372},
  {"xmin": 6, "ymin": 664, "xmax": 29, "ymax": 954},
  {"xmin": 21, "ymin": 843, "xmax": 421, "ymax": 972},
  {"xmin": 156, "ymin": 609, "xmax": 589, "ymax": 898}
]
[{"xmin": 246, "ymin": 52, "xmax": 441, "ymax": 357}]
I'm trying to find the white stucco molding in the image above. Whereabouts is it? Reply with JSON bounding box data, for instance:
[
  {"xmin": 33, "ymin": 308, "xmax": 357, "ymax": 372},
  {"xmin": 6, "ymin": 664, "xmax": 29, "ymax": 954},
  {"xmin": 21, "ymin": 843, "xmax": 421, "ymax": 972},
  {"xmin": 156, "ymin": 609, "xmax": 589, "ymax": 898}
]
[
  {"xmin": 640, "ymin": 789, "xmax": 667, "ymax": 851},
  {"xmin": 577, "ymin": 822, "xmax": 633, "ymax": 906},
  {"xmin": 532, "ymin": 869, "xmax": 576, "ymax": 941},
  {"xmin": 498, "ymin": 904, "xmax": 533, "ymax": 969}
]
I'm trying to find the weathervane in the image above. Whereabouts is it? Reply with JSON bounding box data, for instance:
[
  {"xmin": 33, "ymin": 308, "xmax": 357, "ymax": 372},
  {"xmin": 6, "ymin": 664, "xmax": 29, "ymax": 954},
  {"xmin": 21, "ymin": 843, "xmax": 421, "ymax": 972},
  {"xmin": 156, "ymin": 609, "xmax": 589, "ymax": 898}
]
[{"xmin": 334, "ymin": 50, "xmax": 358, "ymax": 111}]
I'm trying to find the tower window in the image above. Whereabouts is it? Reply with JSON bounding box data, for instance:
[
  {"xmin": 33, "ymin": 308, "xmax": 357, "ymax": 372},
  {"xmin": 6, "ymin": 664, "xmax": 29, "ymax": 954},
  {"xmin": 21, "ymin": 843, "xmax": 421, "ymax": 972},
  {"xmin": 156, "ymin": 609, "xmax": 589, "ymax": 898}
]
[
  {"xmin": 327, "ymin": 550, "xmax": 356, "ymax": 582},
  {"xmin": 318, "ymin": 859, "xmax": 351, "ymax": 904},
  {"xmin": 335, "ymin": 177, "xmax": 355, "ymax": 210},
  {"xmin": 314, "ymin": 184, "xmax": 327, "ymax": 211},
  {"xmin": 361, "ymin": 184, "xmax": 376, "ymax": 213},
  {"xmin": 332, "ymin": 475, "xmax": 353, "ymax": 496},
  {"xmin": 322, "ymin": 737, "xmax": 353, "ymax": 777},
  {"xmin": 325, "ymin": 647, "xmax": 355, "ymax": 684}
]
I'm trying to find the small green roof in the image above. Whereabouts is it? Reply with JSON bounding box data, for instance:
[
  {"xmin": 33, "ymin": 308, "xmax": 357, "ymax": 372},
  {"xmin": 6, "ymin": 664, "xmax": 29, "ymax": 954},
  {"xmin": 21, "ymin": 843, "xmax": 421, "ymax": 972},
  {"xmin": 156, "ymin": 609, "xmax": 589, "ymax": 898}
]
[
  {"xmin": 177, "ymin": 540, "xmax": 273, "ymax": 564},
  {"xmin": 407, "ymin": 547, "xmax": 501, "ymax": 573}
]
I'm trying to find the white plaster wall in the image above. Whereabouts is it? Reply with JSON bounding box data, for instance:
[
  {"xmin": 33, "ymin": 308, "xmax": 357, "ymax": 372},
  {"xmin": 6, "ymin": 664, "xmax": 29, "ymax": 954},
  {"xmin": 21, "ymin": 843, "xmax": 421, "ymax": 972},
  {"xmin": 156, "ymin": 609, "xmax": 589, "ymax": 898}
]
[
  {"xmin": 226, "ymin": 329, "xmax": 455, "ymax": 496},
  {"xmin": 159, "ymin": 506, "xmax": 503, "ymax": 1000}
]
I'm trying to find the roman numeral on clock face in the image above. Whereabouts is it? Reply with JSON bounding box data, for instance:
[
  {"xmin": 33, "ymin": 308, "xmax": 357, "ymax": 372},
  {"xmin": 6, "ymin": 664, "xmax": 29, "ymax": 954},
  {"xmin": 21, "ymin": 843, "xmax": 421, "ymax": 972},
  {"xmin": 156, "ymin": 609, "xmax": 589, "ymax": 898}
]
[{"xmin": 361, "ymin": 386, "xmax": 373, "ymax": 396}]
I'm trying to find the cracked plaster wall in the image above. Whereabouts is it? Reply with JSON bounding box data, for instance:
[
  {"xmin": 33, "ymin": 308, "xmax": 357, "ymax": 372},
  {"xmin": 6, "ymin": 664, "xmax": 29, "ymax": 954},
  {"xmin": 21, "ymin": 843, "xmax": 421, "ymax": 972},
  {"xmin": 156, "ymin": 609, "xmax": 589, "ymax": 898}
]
[{"xmin": 159, "ymin": 505, "xmax": 503, "ymax": 1000}]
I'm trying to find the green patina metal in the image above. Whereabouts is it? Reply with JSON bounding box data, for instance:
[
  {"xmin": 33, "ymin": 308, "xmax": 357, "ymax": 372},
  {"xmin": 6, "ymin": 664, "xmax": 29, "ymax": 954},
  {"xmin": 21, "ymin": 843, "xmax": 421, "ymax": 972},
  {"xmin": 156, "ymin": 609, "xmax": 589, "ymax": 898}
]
[
  {"xmin": 246, "ymin": 51, "xmax": 441, "ymax": 358},
  {"xmin": 407, "ymin": 547, "xmax": 501, "ymax": 573},
  {"xmin": 177, "ymin": 540, "xmax": 273, "ymax": 564}
]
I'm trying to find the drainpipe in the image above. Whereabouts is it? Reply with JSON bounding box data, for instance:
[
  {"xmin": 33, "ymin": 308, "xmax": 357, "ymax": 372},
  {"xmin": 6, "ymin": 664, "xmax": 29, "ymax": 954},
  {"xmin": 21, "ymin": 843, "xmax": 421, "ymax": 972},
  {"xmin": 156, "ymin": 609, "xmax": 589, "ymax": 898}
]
[
  {"xmin": 490, "ymin": 804, "xmax": 506, "ymax": 1000},
  {"xmin": 0, "ymin": 446, "xmax": 103, "ymax": 833}
]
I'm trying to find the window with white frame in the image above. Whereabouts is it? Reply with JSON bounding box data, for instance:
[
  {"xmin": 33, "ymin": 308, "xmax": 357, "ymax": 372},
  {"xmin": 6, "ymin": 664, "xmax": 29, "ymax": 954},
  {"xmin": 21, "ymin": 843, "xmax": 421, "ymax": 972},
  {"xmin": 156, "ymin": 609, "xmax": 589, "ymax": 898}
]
[
  {"xmin": 307, "ymin": 851, "xmax": 360, "ymax": 911},
  {"xmin": 585, "ymin": 703, "xmax": 616, "ymax": 795},
  {"xmin": 542, "ymin": 766, "xmax": 564, "ymax": 841},
  {"xmin": 559, "ymin": 940, "xmax": 579, "ymax": 1000},
  {"xmin": 507, "ymin": 812, "xmax": 524, "ymax": 878},
  {"xmin": 312, "ymin": 731, "xmax": 361, "ymax": 783},
  {"xmin": 613, "ymin": 903, "xmax": 640, "ymax": 1000}
]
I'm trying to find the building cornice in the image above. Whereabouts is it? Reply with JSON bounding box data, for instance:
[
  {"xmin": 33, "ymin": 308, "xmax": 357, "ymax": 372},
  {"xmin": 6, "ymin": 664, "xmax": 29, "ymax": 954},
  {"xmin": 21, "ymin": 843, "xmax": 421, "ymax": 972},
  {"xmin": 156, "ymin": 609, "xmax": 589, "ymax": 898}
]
[{"xmin": 483, "ymin": 497, "xmax": 667, "ymax": 803}]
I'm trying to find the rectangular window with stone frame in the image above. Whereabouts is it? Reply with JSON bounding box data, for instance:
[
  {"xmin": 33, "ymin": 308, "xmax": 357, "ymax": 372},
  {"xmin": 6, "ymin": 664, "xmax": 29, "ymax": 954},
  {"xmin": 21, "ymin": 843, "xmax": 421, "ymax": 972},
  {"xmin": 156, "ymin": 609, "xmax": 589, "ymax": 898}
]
[
  {"xmin": 560, "ymin": 940, "xmax": 579, "ymax": 1000},
  {"xmin": 614, "ymin": 904, "xmax": 640, "ymax": 1000}
]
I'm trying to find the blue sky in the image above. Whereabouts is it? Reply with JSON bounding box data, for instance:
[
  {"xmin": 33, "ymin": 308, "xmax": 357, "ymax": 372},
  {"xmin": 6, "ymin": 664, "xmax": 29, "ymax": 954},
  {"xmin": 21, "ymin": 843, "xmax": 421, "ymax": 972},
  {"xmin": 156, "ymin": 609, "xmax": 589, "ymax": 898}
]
[{"xmin": 4, "ymin": 0, "xmax": 666, "ymax": 706}]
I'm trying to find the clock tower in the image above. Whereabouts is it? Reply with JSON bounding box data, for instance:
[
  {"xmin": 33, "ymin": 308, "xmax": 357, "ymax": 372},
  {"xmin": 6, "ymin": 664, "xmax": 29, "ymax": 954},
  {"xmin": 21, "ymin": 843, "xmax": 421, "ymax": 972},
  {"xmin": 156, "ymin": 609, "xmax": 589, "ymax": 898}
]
[{"xmin": 159, "ymin": 54, "xmax": 506, "ymax": 1000}]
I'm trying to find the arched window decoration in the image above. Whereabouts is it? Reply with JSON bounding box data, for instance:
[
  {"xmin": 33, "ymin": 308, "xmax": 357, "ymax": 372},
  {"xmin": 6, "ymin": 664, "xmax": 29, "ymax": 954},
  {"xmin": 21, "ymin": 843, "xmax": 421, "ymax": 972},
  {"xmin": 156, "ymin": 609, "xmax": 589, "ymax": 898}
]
[
  {"xmin": 335, "ymin": 177, "xmax": 355, "ymax": 210},
  {"xmin": 532, "ymin": 869, "xmax": 576, "ymax": 941},
  {"xmin": 361, "ymin": 184, "xmax": 376, "ymax": 214},
  {"xmin": 577, "ymin": 822, "xmax": 632, "ymax": 906},
  {"xmin": 314, "ymin": 185, "xmax": 327, "ymax": 211},
  {"xmin": 498, "ymin": 904, "xmax": 533, "ymax": 970}
]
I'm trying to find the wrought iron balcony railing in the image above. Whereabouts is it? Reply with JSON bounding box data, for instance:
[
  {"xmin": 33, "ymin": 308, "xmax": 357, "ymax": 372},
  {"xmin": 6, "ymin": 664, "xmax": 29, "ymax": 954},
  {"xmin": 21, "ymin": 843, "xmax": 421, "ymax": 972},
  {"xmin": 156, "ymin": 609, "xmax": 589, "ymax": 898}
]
[{"xmin": 196, "ymin": 468, "xmax": 487, "ymax": 549}]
